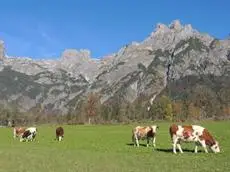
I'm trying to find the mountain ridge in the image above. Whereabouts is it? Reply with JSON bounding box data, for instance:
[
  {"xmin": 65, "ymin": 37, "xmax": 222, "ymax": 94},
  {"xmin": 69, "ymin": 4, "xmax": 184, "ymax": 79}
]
[{"xmin": 0, "ymin": 20, "xmax": 230, "ymax": 116}]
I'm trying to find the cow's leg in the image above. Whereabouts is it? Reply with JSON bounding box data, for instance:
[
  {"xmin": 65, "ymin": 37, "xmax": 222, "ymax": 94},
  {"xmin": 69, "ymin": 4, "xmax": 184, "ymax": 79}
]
[
  {"xmin": 194, "ymin": 142, "xmax": 199, "ymax": 153},
  {"xmin": 152, "ymin": 137, "xmax": 156, "ymax": 148},
  {"xmin": 58, "ymin": 136, "xmax": 62, "ymax": 141},
  {"xmin": 132, "ymin": 134, "xmax": 136, "ymax": 146},
  {"xmin": 13, "ymin": 128, "xmax": 17, "ymax": 139},
  {"xmin": 176, "ymin": 142, "xmax": 183, "ymax": 153},
  {"xmin": 146, "ymin": 138, "xmax": 149, "ymax": 147},
  {"xmin": 134, "ymin": 134, "xmax": 139, "ymax": 147},
  {"xmin": 172, "ymin": 135, "xmax": 178, "ymax": 154},
  {"xmin": 200, "ymin": 140, "xmax": 208, "ymax": 153}
]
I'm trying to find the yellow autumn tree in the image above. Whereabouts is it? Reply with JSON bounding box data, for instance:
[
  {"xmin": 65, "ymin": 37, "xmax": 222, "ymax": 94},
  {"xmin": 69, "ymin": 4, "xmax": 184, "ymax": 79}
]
[
  {"xmin": 172, "ymin": 101, "xmax": 183, "ymax": 121},
  {"xmin": 159, "ymin": 95, "xmax": 173, "ymax": 121}
]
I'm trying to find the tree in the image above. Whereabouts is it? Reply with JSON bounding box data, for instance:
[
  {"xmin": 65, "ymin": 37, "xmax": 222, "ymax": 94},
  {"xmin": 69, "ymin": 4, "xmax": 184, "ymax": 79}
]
[
  {"xmin": 84, "ymin": 92, "xmax": 100, "ymax": 124},
  {"xmin": 172, "ymin": 101, "xmax": 183, "ymax": 121},
  {"xmin": 188, "ymin": 102, "xmax": 201, "ymax": 120},
  {"xmin": 158, "ymin": 96, "xmax": 173, "ymax": 121}
]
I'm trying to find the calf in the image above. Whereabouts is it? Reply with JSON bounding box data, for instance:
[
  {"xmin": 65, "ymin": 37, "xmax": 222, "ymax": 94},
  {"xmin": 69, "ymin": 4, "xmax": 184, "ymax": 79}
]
[
  {"xmin": 169, "ymin": 124, "xmax": 220, "ymax": 154},
  {"xmin": 132, "ymin": 125, "xmax": 159, "ymax": 147},
  {"xmin": 20, "ymin": 127, "xmax": 37, "ymax": 142},
  {"xmin": 56, "ymin": 127, "xmax": 64, "ymax": 141},
  {"xmin": 13, "ymin": 127, "xmax": 26, "ymax": 139}
]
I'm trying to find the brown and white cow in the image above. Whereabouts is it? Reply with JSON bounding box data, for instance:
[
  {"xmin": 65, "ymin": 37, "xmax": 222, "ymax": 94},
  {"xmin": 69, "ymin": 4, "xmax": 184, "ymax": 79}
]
[
  {"xmin": 132, "ymin": 125, "xmax": 159, "ymax": 147},
  {"xmin": 13, "ymin": 127, "xmax": 26, "ymax": 139},
  {"xmin": 56, "ymin": 127, "xmax": 64, "ymax": 141},
  {"xmin": 169, "ymin": 124, "xmax": 220, "ymax": 154},
  {"xmin": 20, "ymin": 127, "xmax": 37, "ymax": 142}
]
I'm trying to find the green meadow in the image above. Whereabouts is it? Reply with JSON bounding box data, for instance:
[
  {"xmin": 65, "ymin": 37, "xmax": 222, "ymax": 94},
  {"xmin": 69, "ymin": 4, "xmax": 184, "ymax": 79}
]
[{"xmin": 0, "ymin": 121, "xmax": 230, "ymax": 172}]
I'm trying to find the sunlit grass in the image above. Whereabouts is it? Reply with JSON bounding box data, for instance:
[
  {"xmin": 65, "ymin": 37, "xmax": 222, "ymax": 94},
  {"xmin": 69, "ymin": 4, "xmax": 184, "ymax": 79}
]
[{"xmin": 0, "ymin": 121, "xmax": 229, "ymax": 172}]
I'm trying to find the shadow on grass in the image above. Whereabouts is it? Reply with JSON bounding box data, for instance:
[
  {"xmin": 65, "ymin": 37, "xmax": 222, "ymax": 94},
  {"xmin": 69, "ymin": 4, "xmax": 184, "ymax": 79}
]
[
  {"xmin": 155, "ymin": 148, "xmax": 202, "ymax": 153},
  {"xmin": 126, "ymin": 143, "xmax": 148, "ymax": 147}
]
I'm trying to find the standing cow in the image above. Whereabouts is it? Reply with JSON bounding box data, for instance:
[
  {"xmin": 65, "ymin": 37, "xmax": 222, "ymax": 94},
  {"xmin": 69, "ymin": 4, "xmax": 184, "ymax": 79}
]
[
  {"xmin": 13, "ymin": 127, "xmax": 26, "ymax": 139},
  {"xmin": 20, "ymin": 127, "xmax": 37, "ymax": 142},
  {"xmin": 56, "ymin": 127, "xmax": 64, "ymax": 141},
  {"xmin": 169, "ymin": 124, "xmax": 220, "ymax": 154},
  {"xmin": 132, "ymin": 125, "xmax": 159, "ymax": 147}
]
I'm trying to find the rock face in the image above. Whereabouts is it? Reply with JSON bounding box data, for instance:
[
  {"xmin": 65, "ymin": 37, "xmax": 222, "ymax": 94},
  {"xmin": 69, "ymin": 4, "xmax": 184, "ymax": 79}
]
[
  {"xmin": 0, "ymin": 40, "xmax": 5, "ymax": 61},
  {"xmin": 0, "ymin": 20, "xmax": 230, "ymax": 114}
]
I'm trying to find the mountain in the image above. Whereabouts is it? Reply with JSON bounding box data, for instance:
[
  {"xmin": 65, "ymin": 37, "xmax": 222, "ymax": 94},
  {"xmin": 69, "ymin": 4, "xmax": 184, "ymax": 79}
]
[{"xmin": 0, "ymin": 20, "xmax": 230, "ymax": 115}]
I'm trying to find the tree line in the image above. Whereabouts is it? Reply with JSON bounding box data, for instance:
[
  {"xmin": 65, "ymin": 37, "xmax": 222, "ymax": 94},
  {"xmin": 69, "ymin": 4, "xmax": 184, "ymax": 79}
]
[{"xmin": 0, "ymin": 88, "xmax": 230, "ymax": 126}]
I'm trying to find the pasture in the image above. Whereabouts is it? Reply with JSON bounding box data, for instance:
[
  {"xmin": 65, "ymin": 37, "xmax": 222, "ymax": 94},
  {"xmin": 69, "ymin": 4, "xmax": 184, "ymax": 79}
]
[{"xmin": 0, "ymin": 121, "xmax": 230, "ymax": 172}]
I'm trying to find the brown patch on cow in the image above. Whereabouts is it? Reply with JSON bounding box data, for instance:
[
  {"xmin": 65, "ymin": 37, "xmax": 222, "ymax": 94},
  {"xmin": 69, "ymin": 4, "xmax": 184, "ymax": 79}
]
[
  {"xmin": 56, "ymin": 127, "xmax": 64, "ymax": 139},
  {"xmin": 147, "ymin": 127, "xmax": 155, "ymax": 138},
  {"xmin": 169, "ymin": 124, "xmax": 178, "ymax": 138},
  {"xmin": 14, "ymin": 127, "xmax": 26, "ymax": 137},
  {"xmin": 182, "ymin": 126, "xmax": 193, "ymax": 139},
  {"xmin": 21, "ymin": 130, "xmax": 31, "ymax": 139},
  {"xmin": 199, "ymin": 129, "xmax": 216, "ymax": 146}
]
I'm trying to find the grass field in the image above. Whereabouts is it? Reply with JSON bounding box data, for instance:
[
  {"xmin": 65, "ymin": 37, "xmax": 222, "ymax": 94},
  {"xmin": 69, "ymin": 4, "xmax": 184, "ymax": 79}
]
[{"xmin": 0, "ymin": 121, "xmax": 230, "ymax": 172}]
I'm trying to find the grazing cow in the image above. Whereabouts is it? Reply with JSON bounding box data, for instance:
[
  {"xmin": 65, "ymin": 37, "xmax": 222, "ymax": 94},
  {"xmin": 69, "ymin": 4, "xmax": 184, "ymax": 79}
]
[
  {"xmin": 132, "ymin": 125, "xmax": 159, "ymax": 147},
  {"xmin": 20, "ymin": 127, "xmax": 37, "ymax": 142},
  {"xmin": 169, "ymin": 124, "xmax": 220, "ymax": 154},
  {"xmin": 13, "ymin": 127, "xmax": 26, "ymax": 139},
  {"xmin": 56, "ymin": 127, "xmax": 64, "ymax": 141}
]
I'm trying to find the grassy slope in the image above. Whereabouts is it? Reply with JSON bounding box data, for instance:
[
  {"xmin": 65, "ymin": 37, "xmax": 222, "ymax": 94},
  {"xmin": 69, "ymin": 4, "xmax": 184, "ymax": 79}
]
[{"xmin": 0, "ymin": 121, "xmax": 230, "ymax": 172}]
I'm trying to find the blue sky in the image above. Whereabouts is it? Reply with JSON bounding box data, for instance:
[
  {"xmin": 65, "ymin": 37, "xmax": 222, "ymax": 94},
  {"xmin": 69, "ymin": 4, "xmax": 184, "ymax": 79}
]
[{"xmin": 0, "ymin": 0, "xmax": 229, "ymax": 59}]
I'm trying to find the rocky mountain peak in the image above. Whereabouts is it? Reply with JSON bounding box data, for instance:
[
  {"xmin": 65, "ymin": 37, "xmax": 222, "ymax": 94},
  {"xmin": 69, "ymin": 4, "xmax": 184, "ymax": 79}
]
[
  {"xmin": 169, "ymin": 20, "xmax": 183, "ymax": 30},
  {"xmin": 61, "ymin": 49, "xmax": 91, "ymax": 63},
  {"xmin": 0, "ymin": 40, "xmax": 5, "ymax": 61}
]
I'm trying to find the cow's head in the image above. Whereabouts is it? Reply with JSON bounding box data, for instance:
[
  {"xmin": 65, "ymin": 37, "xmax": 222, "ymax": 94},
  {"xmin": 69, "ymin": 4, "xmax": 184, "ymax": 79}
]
[
  {"xmin": 210, "ymin": 141, "xmax": 220, "ymax": 153},
  {"xmin": 150, "ymin": 125, "xmax": 159, "ymax": 133}
]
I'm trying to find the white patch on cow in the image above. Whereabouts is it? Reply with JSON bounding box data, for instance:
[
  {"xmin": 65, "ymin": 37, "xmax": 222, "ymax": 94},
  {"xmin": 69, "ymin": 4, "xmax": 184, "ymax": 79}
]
[
  {"xmin": 58, "ymin": 136, "xmax": 62, "ymax": 141},
  {"xmin": 176, "ymin": 125, "xmax": 184, "ymax": 136},
  {"xmin": 25, "ymin": 127, "xmax": 37, "ymax": 133},
  {"xmin": 151, "ymin": 125, "xmax": 158, "ymax": 133},
  {"xmin": 192, "ymin": 125, "xmax": 205, "ymax": 135}
]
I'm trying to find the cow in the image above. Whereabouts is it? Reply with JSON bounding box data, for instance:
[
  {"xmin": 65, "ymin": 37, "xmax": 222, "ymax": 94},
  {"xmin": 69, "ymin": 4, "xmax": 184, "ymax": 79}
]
[
  {"xmin": 13, "ymin": 127, "xmax": 26, "ymax": 139},
  {"xmin": 56, "ymin": 127, "xmax": 64, "ymax": 141},
  {"xmin": 20, "ymin": 127, "xmax": 37, "ymax": 142},
  {"xmin": 169, "ymin": 124, "xmax": 220, "ymax": 154},
  {"xmin": 132, "ymin": 125, "xmax": 159, "ymax": 147}
]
